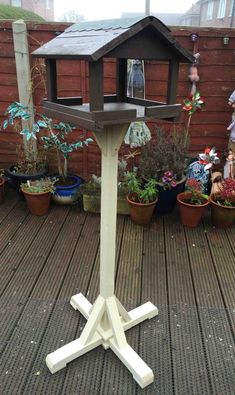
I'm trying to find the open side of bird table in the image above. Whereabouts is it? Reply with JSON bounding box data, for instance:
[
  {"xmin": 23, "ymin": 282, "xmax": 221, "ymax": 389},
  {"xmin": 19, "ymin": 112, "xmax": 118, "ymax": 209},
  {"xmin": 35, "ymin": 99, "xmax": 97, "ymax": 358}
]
[{"xmin": 45, "ymin": 123, "xmax": 159, "ymax": 388}]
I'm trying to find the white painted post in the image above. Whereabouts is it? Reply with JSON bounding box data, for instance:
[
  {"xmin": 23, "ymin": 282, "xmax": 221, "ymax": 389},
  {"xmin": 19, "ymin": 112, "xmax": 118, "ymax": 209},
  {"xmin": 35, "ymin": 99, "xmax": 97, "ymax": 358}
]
[
  {"xmin": 46, "ymin": 123, "xmax": 159, "ymax": 388},
  {"xmin": 12, "ymin": 19, "xmax": 37, "ymax": 160},
  {"xmin": 94, "ymin": 124, "xmax": 128, "ymax": 299}
]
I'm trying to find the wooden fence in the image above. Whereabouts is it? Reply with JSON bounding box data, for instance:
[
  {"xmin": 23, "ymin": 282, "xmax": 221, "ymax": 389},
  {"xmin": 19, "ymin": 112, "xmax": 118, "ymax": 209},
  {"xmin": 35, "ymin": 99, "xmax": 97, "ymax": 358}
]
[{"xmin": 0, "ymin": 20, "xmax": 234, "ymax": 179}]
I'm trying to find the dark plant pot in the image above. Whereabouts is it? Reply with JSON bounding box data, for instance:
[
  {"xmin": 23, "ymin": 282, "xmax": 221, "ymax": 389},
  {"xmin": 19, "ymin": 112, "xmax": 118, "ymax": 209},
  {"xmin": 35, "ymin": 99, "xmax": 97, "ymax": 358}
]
[
  {"xmin": 209, "ymin": 194, "xmax": 235, "ymax": 229},
  {"xmin": 22, "ymin": 190, "xmax": 51, "ymax": 216},
  {"xmin": 83, "ymin": 194, "xmax": 101, "ymax": 213},
  {"xmin": 155, "ymin": 177, "xmax": 186, "ymax": 214},
  {"xmin": 5, "ymin": 165, "xmax": 47, "ymax": 193},
  {"xmin": 177, "ymin": 191, "xmax": 210, "ymax": 227},
  {"xmin": 0, "ymin": 177, "xmax": 6, "ymax": 203},
  {"xmin": 127, "ymin": 194, "xmax": 157, "ymax": 225},
  {"xmin": 53, "ymin": 175, "xmax": 84, "ymax": 205}
]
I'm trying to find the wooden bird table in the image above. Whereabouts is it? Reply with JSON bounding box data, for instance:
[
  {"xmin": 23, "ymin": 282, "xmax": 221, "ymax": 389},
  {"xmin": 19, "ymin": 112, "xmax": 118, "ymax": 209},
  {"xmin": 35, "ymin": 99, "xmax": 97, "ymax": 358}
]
[{"xmin": 46, "ymin": 123, "xmax": 159, "ymax": 388}]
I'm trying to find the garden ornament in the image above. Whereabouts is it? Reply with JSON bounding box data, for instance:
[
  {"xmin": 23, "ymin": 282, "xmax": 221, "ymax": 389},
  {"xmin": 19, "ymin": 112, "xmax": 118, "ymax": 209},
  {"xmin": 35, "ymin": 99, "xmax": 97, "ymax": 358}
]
[
  {"xmin": 188, "ymin": 53, "xmax": 200, "ymax": 95},
  {"xmin": 124, "ymin": 121, "xmax": 151, "ymax": 148},
  {"xmin": 227, "ymin": 90, "xmax": 235, "ymax": 153},
  {"xmin": 223, "ymin": 149, "xmax": 235, "ymax": 179}
]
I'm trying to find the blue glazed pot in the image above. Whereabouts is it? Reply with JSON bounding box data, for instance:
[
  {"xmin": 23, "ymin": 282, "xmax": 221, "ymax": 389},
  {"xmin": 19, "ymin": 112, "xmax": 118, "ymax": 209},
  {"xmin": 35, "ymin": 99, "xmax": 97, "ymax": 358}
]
[
  {"xmin": 53, "ymin": 175, "xmax": 84, "ymax": 205},
  {"xmin": 155, "ymin": 177, "xmax": 186, "ymax": 214}
]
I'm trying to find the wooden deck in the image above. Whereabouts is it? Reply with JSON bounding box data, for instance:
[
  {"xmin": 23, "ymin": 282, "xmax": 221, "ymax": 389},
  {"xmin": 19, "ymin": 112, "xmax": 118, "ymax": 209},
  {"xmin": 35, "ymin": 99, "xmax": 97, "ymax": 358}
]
[{"xmin": 0, "ymin": 188, "xmax": 234, "ymax": 395}]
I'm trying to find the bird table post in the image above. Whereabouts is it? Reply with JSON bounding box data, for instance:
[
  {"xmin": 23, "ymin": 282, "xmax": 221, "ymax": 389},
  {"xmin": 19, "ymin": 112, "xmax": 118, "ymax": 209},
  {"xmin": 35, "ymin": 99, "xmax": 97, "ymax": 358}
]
[{"xmin": 45, "ymin": 123, "xmax": 159, "ymax": 388}]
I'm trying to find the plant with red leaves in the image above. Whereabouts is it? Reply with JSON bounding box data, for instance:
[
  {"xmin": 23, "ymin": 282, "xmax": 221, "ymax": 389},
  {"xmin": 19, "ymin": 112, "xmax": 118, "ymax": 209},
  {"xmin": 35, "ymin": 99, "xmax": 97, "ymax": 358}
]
[
  {"xmin": 185, "ymin": 178, "xmax": 208, "ymax": 205},
  {"xmin": 217, "ymin": 178, "xmax": 235, "ymax": 207}
]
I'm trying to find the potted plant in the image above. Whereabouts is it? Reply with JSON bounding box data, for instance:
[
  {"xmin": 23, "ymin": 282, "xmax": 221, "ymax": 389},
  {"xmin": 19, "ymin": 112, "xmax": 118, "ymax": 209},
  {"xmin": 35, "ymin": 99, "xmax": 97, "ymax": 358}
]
[
  {"xmin": 79, "ymin": 160, "xmax": 130, "ymax": 215},
  {"xmin": 2, "ymin": 102, "xmax": 92, "ymax": 203},
  {"xmin": 0, "ymin": 169, "xmax": 5, "ymax": 203},
  {"xmin": 177, "ymin": 178, "xmax": 210, "ymax": 227},
  {"xmin": 209, "ymin": 178, "xmax": 235, "ymax": 228},
  {"xmin": 126, "ymin": 171, "xmax": 158, "ymax": 225},
  {"xmin": 20, "ymin": 177, "xmax": 57, "ymax": 216},
  {"xmin": 39, "ymin": 115, "xmax": 92, "ymax": 205},
  {"xmin": 2, "ymin": 102, "xmax": 47, "ymax": 192},
  {"xmin": 79, "ymin": 175, "xmax": 102, "ymax": 213},
  {"xmin": 140, "ymin": 126, "xmax": 189, "ymax": 214}
]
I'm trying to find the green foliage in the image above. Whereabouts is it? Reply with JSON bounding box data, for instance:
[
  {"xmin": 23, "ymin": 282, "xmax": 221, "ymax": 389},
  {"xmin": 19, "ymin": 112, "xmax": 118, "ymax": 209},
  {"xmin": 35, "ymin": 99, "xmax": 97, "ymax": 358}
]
[
  {"xmin": 20, "ymin": 177, "xmax": 58, "ymax": 194},
  {"xmin": 140, "ymin": 126, "xmax": 190, "ymax": 181},
  {"xmin": 2, "ymin": 102, "xmax": 93, "ymax": 178},
  {"xmin": 185, "ymin": 178, "xmax": 208, "ymax": 205},
  {"xmin": 127, "ymin": 172, "xmax": 158, "ymax": 204},
  {"xmin": 0, "ymin": 4, "xmax": 45, "ymax": 21},
  {"xmin": 79, "ymin": 175, "xmax": 101, "ymax": 196}
]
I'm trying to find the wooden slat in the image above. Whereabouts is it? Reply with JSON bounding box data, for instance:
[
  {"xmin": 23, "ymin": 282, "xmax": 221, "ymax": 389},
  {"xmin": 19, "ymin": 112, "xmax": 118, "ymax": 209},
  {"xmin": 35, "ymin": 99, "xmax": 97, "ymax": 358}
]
[
  {"xmin": 185, "ymin": 217, "xmax": 235, "ymax": 395},
  {"xmin": 137, "ymin": 216, "xmax": 174, "ymax": 395},
  {"xmin": 23, "ymin": 213, "xmax": 101, "ymax": 395},
  {"xmin": 0, "ymin": 188, "xmax": 18, "ymax": 223},
  {"xmin": 0, "ymin": 200, "xmax": 29, "ymax": 253},
  {"xmin": 164, "ymin": 212, "xmax": 211, "ymax": 395},
  {"xmin": 0, "ymin": 206, "xmax": 84, "ymax": 394},
  {"xmin": 0, "ymin": 206, "xmax": 69, "ymax": 358}
]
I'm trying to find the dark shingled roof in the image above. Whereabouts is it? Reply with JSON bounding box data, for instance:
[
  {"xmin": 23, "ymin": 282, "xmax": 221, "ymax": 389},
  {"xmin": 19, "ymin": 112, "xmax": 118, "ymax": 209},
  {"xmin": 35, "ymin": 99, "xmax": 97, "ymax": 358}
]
[{"xmin": 33, "ymin": 15, "xmax": 193, "ymax": 63}]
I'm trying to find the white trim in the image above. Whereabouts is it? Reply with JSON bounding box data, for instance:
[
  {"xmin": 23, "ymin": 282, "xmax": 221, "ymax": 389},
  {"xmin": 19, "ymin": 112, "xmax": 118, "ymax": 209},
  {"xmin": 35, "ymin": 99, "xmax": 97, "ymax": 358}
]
[
  {"xmin": 11, "ymin": 0, "xmax": 22, "ymax": 6},
  {"xmin": 217, "ymin": 0, "xmax": 226, "ymax": 18},
  {"xmin": 229, "ymin": 0, "xmax": 234, "ymax": 16},
  {"xmin": 206, "ymin": 1, "xmax": 214, "ymax": 20}
]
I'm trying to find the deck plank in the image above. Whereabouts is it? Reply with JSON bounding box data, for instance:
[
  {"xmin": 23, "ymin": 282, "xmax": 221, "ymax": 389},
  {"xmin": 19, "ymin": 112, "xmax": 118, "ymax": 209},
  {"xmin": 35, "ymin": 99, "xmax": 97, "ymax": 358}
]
[
  {"xmin": 137, "ymin": 216, "xmax": 173, "ymax": 395},
  {"xmin": 0, "ymin": 205, "xmax": 70, "ymax": 394},
  {"xmin": 164, "ymin": 212, "xmax": 211, "ymax": 395},
  {"xmin": 185, "ymin": 220, "xmax": 235, "ymax": 395},
  {"xmin": 0, "ymin": 188, "xmax": 18, "ymax": 223},
  {"xmin": 21, "ymin": 211, "xmax": 100, "ymax": 395}
]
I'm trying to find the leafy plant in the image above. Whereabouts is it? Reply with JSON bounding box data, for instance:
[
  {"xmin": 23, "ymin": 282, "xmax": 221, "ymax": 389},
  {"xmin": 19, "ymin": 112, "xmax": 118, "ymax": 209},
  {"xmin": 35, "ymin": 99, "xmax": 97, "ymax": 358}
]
[
  {"xmin": 215, "ymin": 178, "xmax": 235, "ymax": 207},
  {"xmin": 2, "ymin": 102, "xmax": 93, "ymax": 177},
  {"xmin": 140, "ymin": 126, "xmax": 189, "ymax": 182},
  {"xmin": 126, "ymin": 171, "xmax": 158, "ymax": 203},
  {"xmin": 79, "ymin": 175, "xmax": 101, "ymax": 196},
  {"xmin": 20, "ymin": 177, "xmax": 58, "ymax": 194},
  {"xmin": 185, "ymin": 178, "xmax": 208, "ymax": 205}
]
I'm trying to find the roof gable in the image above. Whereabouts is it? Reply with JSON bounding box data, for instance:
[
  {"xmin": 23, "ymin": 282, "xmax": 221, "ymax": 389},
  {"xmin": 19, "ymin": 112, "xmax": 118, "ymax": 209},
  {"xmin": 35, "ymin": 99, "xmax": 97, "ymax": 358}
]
[{"xmin": 32, "ymin": 16, "xmax": 193, "ymax": 63}]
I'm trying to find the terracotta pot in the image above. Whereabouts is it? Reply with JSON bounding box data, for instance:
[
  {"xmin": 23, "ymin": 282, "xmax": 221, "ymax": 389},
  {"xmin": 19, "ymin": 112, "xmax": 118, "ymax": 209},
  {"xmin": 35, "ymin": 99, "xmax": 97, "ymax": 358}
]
[
  {"xmin": 177, "ymin": 191, "xmax": 210, "ymax": 227},
  {"xmin": 22, "ymin": 190, "xmax": 51, "ymax": 216},
  {"xmin": 0, "ymin": 177, "xmax": 5, "ymax": 203},
  {"xmin": 209, "ymin": 194, "xmax": 235, "ymax": 229},
  {"xmin": 127, "ymin": 194, "xmax": 157, "ymax": 225}
]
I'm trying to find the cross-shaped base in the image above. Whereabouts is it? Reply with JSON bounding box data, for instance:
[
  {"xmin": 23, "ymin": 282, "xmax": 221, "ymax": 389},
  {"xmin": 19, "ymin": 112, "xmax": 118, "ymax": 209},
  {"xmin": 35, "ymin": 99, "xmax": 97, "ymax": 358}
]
[{"xmin": 46, "ymin": 293, "xmax": 158, "ymax": 388}]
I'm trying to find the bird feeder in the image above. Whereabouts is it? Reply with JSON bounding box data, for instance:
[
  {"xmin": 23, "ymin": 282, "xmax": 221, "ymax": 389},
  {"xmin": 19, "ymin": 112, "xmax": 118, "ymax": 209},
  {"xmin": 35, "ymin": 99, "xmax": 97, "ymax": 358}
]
[{"xmin": 33, "ymin": 16, "xmax": 193, "ymax": 388}]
